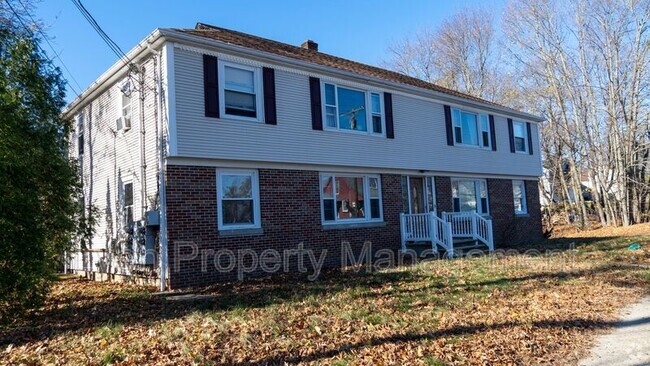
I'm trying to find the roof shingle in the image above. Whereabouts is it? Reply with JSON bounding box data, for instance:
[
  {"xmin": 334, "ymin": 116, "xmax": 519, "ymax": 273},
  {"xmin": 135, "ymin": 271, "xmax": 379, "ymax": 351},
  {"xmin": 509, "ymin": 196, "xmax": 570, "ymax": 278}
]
[{"xmin": 174, "ymin": 23, "xmax": 524, "ymax": 115}]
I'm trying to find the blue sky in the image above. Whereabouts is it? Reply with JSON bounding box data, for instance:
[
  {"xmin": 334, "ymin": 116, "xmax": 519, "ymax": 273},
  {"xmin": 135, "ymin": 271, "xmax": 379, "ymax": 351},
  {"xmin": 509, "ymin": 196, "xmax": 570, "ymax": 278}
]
[{"xmin": 32, "ymin": 0, "xmax": 505, "ymax": 103}]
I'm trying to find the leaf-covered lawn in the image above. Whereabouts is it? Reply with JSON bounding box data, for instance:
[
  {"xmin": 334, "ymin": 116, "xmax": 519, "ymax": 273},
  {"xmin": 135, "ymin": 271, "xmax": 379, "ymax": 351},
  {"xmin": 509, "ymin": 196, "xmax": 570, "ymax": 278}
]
[{"xmin": 2, "ymin": 236, "xmax": 649, "ymax": 365}]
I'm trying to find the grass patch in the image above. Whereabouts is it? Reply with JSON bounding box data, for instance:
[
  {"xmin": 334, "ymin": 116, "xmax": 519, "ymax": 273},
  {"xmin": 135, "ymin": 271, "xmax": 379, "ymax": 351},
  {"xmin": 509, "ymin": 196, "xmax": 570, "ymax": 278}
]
[
  {"xmin": 2, "ymin": 235, "xmax": 649, "ymax": 365},
  {"xmin": 94, "ymin": 321, "xmax": 123, "ymax": 339}
]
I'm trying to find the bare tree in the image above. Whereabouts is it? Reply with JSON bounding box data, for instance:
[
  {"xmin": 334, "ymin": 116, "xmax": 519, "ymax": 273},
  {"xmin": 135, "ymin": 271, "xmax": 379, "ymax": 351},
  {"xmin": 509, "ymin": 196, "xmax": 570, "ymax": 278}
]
[
  {"xmin": 386, "ymin": 8, "xmax": 502, "ymax": 101},
  {"xmin": 385, "ymin": 0, "xmax": 650, "ymax": 229}
]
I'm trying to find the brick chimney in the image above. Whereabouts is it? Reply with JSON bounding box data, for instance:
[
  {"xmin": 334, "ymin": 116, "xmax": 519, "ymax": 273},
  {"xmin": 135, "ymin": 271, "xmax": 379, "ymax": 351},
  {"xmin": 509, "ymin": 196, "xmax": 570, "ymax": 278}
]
[{"xmin": 301, "ymin": 39, "xmax": 318, "ymax": 51}]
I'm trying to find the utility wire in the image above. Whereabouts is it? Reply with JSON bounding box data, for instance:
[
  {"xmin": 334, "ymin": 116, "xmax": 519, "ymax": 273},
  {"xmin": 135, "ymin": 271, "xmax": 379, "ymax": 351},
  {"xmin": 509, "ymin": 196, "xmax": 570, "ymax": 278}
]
[
  {"xmin": 16, "ymin": 0, "xmax": 84, "ymax": 94},
  {"xmin": 70, "ymin": 0, "xmax": 135, "ymax": 72},
  {"xmin": 4, "ymin": 0, "xmax": 82, "ymax": 97},
  {"xmin": 69, "ymin": 0, "xmax": 163, "ymax": 96}
]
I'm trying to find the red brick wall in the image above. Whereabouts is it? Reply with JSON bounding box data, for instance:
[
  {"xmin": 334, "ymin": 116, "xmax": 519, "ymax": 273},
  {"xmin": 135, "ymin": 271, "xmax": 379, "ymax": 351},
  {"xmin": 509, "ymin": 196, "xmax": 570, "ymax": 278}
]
[
  {"xmin": 165, "ymin": 165, "xmax": 402, "ymax": 289},
  {"xmin": 165, "ymin": 167, "xmax": 543, "ymax": 288},
  {"xmin": 434, "ymin": 176, "xmax": 453, "ymax": 215},
  {"xmin": 487, "ymin": 178, "xmax": 543, "ymax": 245},
  {"xmin": 435, "ymin": 176, "xmax": 543, "ymax": 246}
]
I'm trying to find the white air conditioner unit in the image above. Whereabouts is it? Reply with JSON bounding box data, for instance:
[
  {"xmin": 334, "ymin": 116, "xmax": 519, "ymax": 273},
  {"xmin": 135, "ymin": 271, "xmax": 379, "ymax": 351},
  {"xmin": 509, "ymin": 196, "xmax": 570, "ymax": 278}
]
[{"xmin": 116, "ymin": 116, "xmax": 131, "ymax": 132}]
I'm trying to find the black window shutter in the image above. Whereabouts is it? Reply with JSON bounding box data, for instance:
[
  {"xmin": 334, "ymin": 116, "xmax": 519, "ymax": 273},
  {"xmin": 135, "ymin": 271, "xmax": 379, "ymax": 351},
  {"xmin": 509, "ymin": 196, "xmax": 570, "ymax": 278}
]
[
  {"xmin": 262, "ymin": 67, "xmax": 277, "ymax": 125},
  {"xmin": 489, "ymin": 114, "xmax": 497, "ymax": 151},
  {"xmin": 526, "ymin": 122, "xmax": 533, "ymax": 155},
  {"xmin": 444, "ymin": 105, "xmax": 454, "ymax": 146},
  {"xmin": 507, "ymin": 118, "xmax": 515, "ymax": 153},
  {"xmin": 203, "ymin": 55, "xmax": 219, "ymax": 118},
  {"xmin": 384, "ymin": 92, "xmax": 394, "ymax": 139},
  {"xmin": 309, "ymin": 77, "xmax": 322, "ymax": 130}
]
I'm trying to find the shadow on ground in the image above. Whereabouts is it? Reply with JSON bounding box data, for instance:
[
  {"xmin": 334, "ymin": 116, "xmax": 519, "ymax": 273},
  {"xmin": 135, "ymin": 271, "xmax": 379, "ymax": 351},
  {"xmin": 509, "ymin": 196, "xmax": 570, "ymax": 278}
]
[
  {"xmin": 231, "ymin": 316, "xmax": 650, "ymax": 365},
  {"xmin": 1, "ymin": 237, "xmax": 648, "ymax": 350}
]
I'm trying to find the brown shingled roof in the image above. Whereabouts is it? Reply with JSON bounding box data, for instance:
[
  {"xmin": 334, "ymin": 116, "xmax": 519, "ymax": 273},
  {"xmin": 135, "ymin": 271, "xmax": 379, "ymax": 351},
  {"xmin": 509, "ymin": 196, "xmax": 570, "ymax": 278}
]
[{"xmin": 176, "ymin": 23, "xmax": 516, "ymax": 113}]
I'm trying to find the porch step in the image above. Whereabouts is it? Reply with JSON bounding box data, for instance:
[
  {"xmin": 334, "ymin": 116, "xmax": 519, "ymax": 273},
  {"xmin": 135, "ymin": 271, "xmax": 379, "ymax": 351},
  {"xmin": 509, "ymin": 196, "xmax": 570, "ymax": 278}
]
[
  {"xmin": 452, "ymin": 237, "xmax": 476, "ymax": 245},
  {"xmin": 452, "ymin": 238, "xmax": 492, "ymax": 253},
  {"xmin": 404, "ymin": 241, "xmax": 438, "ymax": 257}
]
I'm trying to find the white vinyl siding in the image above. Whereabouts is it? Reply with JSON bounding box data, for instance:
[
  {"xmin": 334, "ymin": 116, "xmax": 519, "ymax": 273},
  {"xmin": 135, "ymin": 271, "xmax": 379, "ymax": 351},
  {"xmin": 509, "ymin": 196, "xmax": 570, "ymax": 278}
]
[
  {"xmin": 173, "ymin": 48, "xmax": 542, "ymax": 177},
  {"xmin": 69, "ymin": 53, "xmax": 162, "ymax": 273}
]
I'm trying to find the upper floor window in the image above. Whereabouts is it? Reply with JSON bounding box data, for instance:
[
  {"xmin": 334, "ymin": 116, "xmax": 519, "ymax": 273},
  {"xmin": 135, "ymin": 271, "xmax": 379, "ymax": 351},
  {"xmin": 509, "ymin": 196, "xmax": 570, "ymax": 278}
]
[
  {"xmin": 323, "ymin": 82, "xmax": 383, "ymax": 135},
  {"xmin": 217, "ymin": 169, "xmax": 261, "ymax": 230},
  {"xmin": 452, "ymin": 108, "xmax": 491, "ymax": 149},
  {"xmin": 117, "ymin": 80, "xmax": 132, "ymax": 132},
  {"xmin": 513, "ymin": 180, "xmax": 527, "ymax": 214},
  {"xmin": 320, "ymin": 173, "xmax": 383, "ymax": 224},
  {"xmin": 219, "ymin": 61, "xmax": 263, "ymax": 122},
  {"xmin": 513, "ymin": 121, "xmax": 528, "ymax": 153},
  {"xmin": 452, "ymin": 178, "xmax": 489, "ymax": 214},
  {"xmin": 77, "ymin": 114, "xmax": 84, "ymax": 156}
]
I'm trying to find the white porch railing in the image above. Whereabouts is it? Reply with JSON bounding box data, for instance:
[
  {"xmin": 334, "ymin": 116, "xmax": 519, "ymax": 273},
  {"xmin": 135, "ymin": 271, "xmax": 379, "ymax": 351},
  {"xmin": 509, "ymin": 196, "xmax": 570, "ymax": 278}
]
[
  {"xmin": 400, "ymin": 212, "xmax": 454, "ymax": 257},
  {"xmin": 442, "ymin": 211, "xmax": 494, "ymax": 251}
]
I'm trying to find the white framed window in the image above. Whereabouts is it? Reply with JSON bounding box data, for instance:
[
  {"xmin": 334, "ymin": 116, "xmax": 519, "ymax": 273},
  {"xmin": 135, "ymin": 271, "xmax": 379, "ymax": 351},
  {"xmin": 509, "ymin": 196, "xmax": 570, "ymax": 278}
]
[
  {"xmin": 117, "ymin": 80, "xmax": 132, "ymax": 132},
  {"xmin": 320, "ymin": 173, "xmax": 383, "ymax": 224},
  {"xmin": 77, "ymin": 114, "xmax": 84, "ymax": 156},
  {"xmin": 322, "ymin": 82, "xmax": 384, "ymax": 135},
  {"xmin": 513, "ymin": 121, "xmax": 528, "ymax": 153},
  {"xmin": 219, "ymin": 61, "xmax": 263, "ymax": 122},
  {"xmin": 452, "ymin": 108, "xmax": 491, "ymax": 149},
  {"xmin": 217, "ymin": 169, "xmax": 261, "ymax": 230},
  {"xmin": 452, "ymin": 178, "xmax": 489, "ymax": 215},
  {"xmin": 513, "ymin": 180, "xmax": 527, "ymax": 215},
  {"xmin": 122, "ymin": 181, "xmax": 134, "ymax": 228}
]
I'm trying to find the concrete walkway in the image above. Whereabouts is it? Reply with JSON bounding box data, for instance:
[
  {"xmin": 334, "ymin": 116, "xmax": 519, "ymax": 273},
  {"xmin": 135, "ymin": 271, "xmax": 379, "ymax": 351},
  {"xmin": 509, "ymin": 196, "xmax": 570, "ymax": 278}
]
[{"xmin": 579, "ymin": 296, "xmax": 650, "ymax": 366}]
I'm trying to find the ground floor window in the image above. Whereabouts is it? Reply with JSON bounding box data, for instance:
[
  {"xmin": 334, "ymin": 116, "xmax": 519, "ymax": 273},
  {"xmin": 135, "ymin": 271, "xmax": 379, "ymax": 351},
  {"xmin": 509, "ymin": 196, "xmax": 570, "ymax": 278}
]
[
  {"xmin": 401, "ymin": 176, "xmax": 436, "ymax": 214},
  {"xmin": 122, "ymin": 181, "xmax": 134, "ymax": 229},
  {"xmin": 513, "ymin": 180, "xmax": 527, "ymax": 214},
  {"xmin": 320, "ymin": 173, "xmax": 382, "ymax": 223},
  {"xmin": 217, "ymin": 169, "xmax": 261, "ymax": 230},
  {"xmin": 451, "ymin": 178, "xmax": 489, "ymax": 214}
]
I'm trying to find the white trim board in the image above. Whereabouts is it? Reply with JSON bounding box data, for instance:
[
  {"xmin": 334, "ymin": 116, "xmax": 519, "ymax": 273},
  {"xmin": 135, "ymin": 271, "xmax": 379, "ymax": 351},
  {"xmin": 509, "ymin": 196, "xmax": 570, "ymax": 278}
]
[{"xmin": 166, "ymin": 156, "xmax": 542, "ymax": 180}]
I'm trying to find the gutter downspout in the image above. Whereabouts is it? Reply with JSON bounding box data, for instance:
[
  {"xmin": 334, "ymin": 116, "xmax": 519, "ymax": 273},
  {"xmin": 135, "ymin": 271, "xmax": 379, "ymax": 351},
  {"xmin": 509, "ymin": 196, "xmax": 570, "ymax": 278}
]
[
  {"xmin": 151, "ymin": 42, "xmax": 168, "ymax": 292},
  {"xmin": 138, "ymin": 66, "xmax": 147, "ymax": 219}
]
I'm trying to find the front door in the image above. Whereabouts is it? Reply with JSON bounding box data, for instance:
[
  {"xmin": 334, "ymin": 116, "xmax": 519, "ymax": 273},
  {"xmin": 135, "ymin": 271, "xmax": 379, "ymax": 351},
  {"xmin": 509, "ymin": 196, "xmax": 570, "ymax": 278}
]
[
  {"xmin": 403, "ymin": 176, "xmax": 436, "ymax": 214},
  {"xmin": 409, "ymin": 177, "xmax": 426, "ymax": 214}
]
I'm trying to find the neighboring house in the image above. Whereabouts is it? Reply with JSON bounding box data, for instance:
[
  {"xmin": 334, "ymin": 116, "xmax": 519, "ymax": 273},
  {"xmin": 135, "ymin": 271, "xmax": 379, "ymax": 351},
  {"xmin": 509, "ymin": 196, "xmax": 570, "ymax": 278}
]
[{"xmin": 64, "ymin": 23, "xmax": 544, "ymax": 289}]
